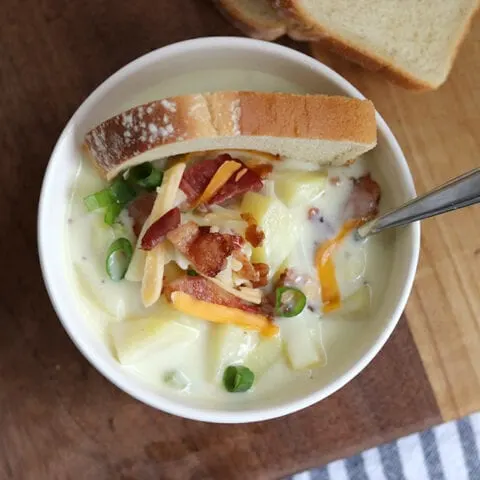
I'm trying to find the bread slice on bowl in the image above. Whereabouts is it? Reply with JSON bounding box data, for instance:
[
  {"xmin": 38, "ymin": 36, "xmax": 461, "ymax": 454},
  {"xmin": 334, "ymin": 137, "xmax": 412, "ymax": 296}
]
[{"xmin": 83, "ymin": 91, "xmax": 377, "ymax": 180}]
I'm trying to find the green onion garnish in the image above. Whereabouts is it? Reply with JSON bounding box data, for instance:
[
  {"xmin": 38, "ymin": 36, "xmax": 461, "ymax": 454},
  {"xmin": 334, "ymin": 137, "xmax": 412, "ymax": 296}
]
[
  {"xmin": 106, "ymin": 238, "xmax": 133, "ymax": 281},
  {"xmin": 186, "ymin": 268, "xmax": 198, "ymax": 276},
  {"xmin": 109, "ymin": 177, "xmax": 137, "ymax": 204},
  {"xmin": 275, "ymin": 286, "xmax": 307, "ymax": 317},
  {"xmin": 127, "ymin": 163, "xmax": 163, "ymax": 191},
  {"xmin": 223, "ymin": 365, "xmax": 255, "ymax": 393},
  {"xmin": 83, "ymin": 189, "xmax": 115, "ymax": 212},
  {"xmin": 104, "ymin": 203, "xmax": 124, "ymax": 225}
]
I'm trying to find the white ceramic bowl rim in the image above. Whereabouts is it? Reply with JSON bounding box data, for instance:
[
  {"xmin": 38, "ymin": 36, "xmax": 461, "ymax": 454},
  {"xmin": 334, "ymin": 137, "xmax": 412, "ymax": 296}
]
[{"xmin": 38, "ymin": 37, "xmax": 420, "ymax": 423}]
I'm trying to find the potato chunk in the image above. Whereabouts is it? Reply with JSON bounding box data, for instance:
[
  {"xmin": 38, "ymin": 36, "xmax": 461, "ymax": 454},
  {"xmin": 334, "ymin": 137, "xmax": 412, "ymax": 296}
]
[
  {"xmin": 241, "ymin": 192, "xmax": 299, "ymax": 274},
  {"xmin": 275, "ymin": 171, "xmax": 327, "ymax": 207}
]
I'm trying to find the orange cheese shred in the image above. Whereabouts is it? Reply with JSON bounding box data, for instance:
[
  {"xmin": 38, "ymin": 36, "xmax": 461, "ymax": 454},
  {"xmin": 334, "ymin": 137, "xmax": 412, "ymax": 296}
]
[
  {"xmin": 315, "ymin": 219, "xmax": 362, "ymax": 313},
  {"xmin": 192, "ymin": 160, "xmax": 242, "ymax": 208},
  {"xmin": 170, "ymin": 291, "xmax": 278, "ymax": 337}
]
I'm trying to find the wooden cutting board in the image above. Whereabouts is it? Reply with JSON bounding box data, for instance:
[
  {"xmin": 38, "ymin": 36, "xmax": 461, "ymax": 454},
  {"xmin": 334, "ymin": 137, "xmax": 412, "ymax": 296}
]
[{"xmin": 0, "ymin": 1, "xmax": 478, "ymax": 478}]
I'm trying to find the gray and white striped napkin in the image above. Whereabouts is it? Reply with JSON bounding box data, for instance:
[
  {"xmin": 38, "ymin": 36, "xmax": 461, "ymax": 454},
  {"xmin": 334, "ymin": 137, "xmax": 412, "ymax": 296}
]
[{"xmin": 291, "ymin": 412, "xmax": 480, "ymax": 480}]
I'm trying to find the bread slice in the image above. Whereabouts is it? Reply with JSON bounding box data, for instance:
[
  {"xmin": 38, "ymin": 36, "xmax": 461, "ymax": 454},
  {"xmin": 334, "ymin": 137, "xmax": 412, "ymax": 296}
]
[
  {"xmin": 271, "ymin": 0, "xmax": 480, "ymax": 90},
  {"xmin": 84, "ymin": 92, "xmax": 377, "ymax": 180},
  {"xmin": 213, "ymin": 0, "xmax": 287, "ymax": 40}
]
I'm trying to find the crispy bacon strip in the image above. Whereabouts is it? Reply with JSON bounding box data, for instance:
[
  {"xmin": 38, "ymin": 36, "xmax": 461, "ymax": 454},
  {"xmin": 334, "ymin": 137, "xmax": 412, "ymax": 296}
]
[
  {"xmin": 141, "ymin": 207, "xmax": 181, "ymax": 251},
  {"xmin": 233, "ymin": 251, "xmax": 269, "ymax": 288},
  {"xmin": 127, "ymin": 192, "xmax": 156, "ymax": 236},
  {"xmin": 164, "ymin": 275, "xmax": 267, "ymax": 317},
  {"xmin": 344, "ymin": 174, "xmax": 381, "ymax": 221},
  {"xmin": 167, "ymin": 221, "xmax": 243, "ymax": 277},
  {"xmin": 240, "ymin": 213, "xmax": 265, "ymax": 247},
  {"xmin": 180, "ymin": 154, "xmax": 263, "ymax": 206},
  {"xmin": 252, "ymin": 263, "xmax": 269, "ymax": 288}
]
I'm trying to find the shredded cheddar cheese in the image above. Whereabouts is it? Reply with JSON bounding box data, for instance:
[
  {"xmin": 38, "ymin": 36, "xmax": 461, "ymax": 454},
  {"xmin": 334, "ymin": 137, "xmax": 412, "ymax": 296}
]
[
  {"xmin": 235, "ymin": 168, "xmax": 248, "ymax": 182},
  {"xmin": 127, "ymin": 162, "xmax": 186, "ymax": 309},
  {"xmin": 126, "ymin": 163, "xmax": 186, "ymax": 282},
  {"xmin": 315, "ymin": 219, "xmax": 362, "ymax": 313},
  {"xmin": 141, "ymin": 244, "xmax": 166, "ymax": 307},
  {"xmin": 206, "ymin": 275, "xmax": 262, "ymax": 304},
  {"xmin": 170, "ymin": 291, "xmax": 278, "ymax": 336},
  {"xmin": 192, "ymin": 160, "xmax": 242, "ymax": 208}
]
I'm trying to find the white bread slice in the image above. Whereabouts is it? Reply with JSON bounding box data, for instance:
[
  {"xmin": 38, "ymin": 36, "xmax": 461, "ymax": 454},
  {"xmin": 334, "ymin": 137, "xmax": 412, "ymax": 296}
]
[
  {"xmin": 213, "ymin": 0, "xmax": 287, "ymax": 40},
  {"xmin": 84, "ymin": 91, "xmax": 377, "ymax": 181},
  {"xmin": 271, "ymin": 0, "xmax": 480, "ymax": 90}
]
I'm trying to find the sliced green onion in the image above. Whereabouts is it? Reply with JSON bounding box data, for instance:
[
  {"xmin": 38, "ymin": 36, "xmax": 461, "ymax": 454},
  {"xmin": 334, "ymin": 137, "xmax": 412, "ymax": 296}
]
[
  {"xmin": 83, "ymin": 189, "xmax": 115, "ymax": 211},
  {"xmin": 186, "ymin": 268, "xmax": 198, "ymax": 276},
  {"xmin": 127, "ymin": 163, "xmax": 163, "ymax": 191},
  {"xmin": 275, "ymin": 286, "xmax": 307, "ymax": 317},
  {"xmin": 109, "ymin": 177, "xmax": 137, "ymax": 204},
  {"xmin": 223, "ymin": 365, "xmax": 255, "ymax": 393},
  {"xmin": 106, "ymin": 238, "xmax": 133, "ymax": 281},
  {"xmin": 104, "ymin": 203, "xmax": 124, "ymax": 225}
]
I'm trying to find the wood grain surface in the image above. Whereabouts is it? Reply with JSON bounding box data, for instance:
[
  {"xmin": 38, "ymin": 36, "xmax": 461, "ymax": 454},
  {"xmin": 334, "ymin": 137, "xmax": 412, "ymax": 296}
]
[{"xmin": 0, "ymin": 0, "xmax": 476, "ymax": 478}]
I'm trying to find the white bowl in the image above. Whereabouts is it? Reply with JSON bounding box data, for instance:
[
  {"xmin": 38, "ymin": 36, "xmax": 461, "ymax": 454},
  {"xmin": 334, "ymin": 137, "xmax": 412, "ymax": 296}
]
[{"xmin": 38, "ymin": 37, "xmax": 420, "ymax": 423}]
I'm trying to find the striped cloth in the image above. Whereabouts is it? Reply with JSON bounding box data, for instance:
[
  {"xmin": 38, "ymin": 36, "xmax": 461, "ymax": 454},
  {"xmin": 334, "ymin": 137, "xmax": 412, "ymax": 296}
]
[{"xmin": 292, "ymin": 413, "xmax": 480, "ymax": 480}]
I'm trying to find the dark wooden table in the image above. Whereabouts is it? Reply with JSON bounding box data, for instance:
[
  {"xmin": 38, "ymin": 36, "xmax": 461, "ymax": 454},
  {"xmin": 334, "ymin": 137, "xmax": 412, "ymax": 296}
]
[{"xmin": 2, "ymin": 1, "xmax": 478, "ymax": 479}]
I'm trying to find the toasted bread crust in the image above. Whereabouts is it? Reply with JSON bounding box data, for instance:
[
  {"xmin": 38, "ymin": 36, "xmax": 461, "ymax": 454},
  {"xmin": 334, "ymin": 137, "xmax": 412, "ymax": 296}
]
[
  {"xmin": 84, "ymin": 92, "xmax": 376, "ymax": 180},
  {"xmin": 213, "ymin": 0, "xmax": 286, "ymax": 40},
  {"xmin": 272, "ymin": 0, "xmax": 480, "ymax": 91}
]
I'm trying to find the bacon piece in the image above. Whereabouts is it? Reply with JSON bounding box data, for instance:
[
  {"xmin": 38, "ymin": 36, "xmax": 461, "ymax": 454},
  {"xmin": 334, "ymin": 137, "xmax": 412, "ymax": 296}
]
[
  {"xmin": 233, "ymin": 251, "xmax": 269, "ymax": 288},
  {"xmin": 127, "ymin": 192, "xmax": 156, "ymax": 236},
  {"xmin": 241, "ymin": 213, "xmax": 265, "ymax": 247},
  {"xmin": 140, "ymin": 207, "xmax": 181, "ymax": 250},
  {"xmin": 252, "ymin": 263, "xmax": 269, "ymax": 288},
  {"xmin": 166, "ymin": 221, "xmax": 198, "ymax": 252},
  {"xmin": 180, "ymin": 154, "xmax": 263, "ymax": 206},
  {"xmin": 164, "ymin": 275, "xmax": 265, "ymax": 316},
  {"xmin": 344, "ymin": 174, "xmax": 381, "ymax": 221},
  {"xmin": 308, "ymin": 207, "xmax": 320, "ymax": 220},
  {"xmin": 233, "ymin": 251, "xmax": 256, "ymax": 282},
  {"xmin": 167, "ymin": 221, "xmax": 243, "ymax": 277},
  {"xmin": 179, "ymin": 156, "xmax": 223, "ymax": 203}
]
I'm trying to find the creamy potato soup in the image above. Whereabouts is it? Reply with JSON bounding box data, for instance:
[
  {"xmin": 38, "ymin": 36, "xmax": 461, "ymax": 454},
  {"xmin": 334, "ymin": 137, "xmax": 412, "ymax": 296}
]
[{"xmin": 67, "ymin": 71, "xmax": 392, "ymax": 400}]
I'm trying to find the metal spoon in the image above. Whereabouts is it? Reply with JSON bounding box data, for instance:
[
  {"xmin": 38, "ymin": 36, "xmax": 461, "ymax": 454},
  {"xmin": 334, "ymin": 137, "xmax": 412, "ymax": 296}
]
[{"xmin": 356, "ymin": 168, "xmax": 480, "ymax": 239}]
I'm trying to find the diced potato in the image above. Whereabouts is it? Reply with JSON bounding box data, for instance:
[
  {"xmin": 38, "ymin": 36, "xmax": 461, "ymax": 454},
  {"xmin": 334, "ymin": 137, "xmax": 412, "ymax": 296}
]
[
  {"xmin": 208, "ymin": 325, "xmax": 258, "ymax": 383},
  {"xmin": 241, "ymin": 192, "xmax": 298, "ymax": 273},
  {"xmin": 282, "ymin": 316, "xmax": 323, "ymax": 370},
  {"xmin": 275, "ymin": 171, "xmax": 327, "ymax": 207},
  {"xmin": 308, "ymin": 321, "xmax": 328, "ymax": 367},
  {"xmin": 244, "ymin": 334, "xmax": 282, "ymax": 377},
  {"xmin": 110, "ymin": 315, "xmax": 199, "ymax": 365}
]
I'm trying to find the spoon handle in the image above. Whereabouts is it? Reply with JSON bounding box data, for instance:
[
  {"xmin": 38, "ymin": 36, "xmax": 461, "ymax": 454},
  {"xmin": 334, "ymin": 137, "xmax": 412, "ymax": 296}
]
[{"xmin": 357, "ymin": 168, "xmax": 480, "ymax": 238}]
